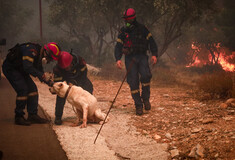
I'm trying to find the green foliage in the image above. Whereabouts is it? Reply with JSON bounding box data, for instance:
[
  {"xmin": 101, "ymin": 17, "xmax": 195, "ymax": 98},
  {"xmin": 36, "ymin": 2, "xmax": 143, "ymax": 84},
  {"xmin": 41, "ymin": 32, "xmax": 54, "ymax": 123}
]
[{"xmin": 197, "ymin": 71, "xmax": 234, "ymax": 98}]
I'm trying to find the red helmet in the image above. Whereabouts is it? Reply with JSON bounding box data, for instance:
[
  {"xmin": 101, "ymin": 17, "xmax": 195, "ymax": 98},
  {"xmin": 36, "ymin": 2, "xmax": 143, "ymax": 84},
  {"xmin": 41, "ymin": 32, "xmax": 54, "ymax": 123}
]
[
  {"xmin": 44, "ymin": 42, "xmax": 61, "ymax": 61},
  {"xmin": 123, "ymin": 8, "xmax": 136, "ymax": 20},
  {"xmin": 58, "ymin": 51, "xmax": 73, "ymax": 69}
]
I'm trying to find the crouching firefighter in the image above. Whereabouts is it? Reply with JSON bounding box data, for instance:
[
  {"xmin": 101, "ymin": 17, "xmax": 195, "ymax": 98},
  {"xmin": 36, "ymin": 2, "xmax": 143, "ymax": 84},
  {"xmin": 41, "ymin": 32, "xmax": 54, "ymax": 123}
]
[
  {"xmin": 114, "ymin": 8, "xmax": 158, "ymax": 116},
  {"xmin": 2, "ymin": 42, "xmax": 61, "ymax": 125},
  {"xmin": 53, "ymin": 51, "xmax": 93, "ymax": 125}
]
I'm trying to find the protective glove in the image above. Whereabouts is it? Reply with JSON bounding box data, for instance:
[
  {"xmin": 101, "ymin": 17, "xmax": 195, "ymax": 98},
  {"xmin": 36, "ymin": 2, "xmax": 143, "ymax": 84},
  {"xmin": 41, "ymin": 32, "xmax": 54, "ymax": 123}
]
[
  {"xmin": 41, "ymin": 73, "xmax": 51, "ymax": 82},
  {"xmin": 41, "ymin": 73, "xmax": 54, "ymax": 87}
]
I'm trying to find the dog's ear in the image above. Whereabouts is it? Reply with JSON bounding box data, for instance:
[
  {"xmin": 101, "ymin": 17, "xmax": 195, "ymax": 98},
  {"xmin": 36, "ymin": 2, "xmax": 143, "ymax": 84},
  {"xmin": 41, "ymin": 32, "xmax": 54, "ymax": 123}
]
[
  {"xmin": 59, "ymin": 83, "xmax": 63, "ymax": 87},
  {"xmin": 63, "ymin": 81, "xmax": 67, "ymax": 84}
]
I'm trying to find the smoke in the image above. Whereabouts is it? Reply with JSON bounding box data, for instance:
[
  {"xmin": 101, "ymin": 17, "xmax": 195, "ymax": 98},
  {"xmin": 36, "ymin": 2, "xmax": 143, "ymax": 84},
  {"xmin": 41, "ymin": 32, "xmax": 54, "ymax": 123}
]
[{"xmin": 0, "ymin": 0, "xmax": 61, "ymax": 52}]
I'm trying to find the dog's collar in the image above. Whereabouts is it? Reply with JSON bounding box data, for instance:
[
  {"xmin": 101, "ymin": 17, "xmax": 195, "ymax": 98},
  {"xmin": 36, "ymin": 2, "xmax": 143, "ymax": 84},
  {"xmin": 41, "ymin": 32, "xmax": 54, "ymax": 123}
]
[{"xmin": 65, "ymin": 85, "xmax": 72, "ymax": 99}]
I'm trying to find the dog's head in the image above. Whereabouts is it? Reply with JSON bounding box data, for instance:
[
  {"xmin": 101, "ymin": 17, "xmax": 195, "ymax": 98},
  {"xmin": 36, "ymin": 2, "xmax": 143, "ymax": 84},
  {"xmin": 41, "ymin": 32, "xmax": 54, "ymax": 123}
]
[{"xmin": 49, "ymin": 81, "xmax": 69, "ymax": 98}]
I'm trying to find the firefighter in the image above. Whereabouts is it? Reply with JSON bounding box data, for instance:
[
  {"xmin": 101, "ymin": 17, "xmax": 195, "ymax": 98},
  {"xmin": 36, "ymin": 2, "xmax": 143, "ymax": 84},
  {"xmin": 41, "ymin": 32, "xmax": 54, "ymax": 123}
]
[
  {"xmin": 114, "ymin": 8, "xmax": 158, "ymax": 116},
  {"xmin": 53, "ymin": 51, "xmax": 93, "ymax": 125},
  {"xmin": 2, "ymin": 42, "xmax": 61, "ymax": 125}
]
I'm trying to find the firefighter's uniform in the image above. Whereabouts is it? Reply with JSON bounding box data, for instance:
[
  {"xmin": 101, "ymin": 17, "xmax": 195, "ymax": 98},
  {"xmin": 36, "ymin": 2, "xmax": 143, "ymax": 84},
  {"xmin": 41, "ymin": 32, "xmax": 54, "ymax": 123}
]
[
  {"xmin": 114, "ymin": 21, "xmax": 158, "ymax": 111},
  {"xmin": 2, "ymin": 43, "xmax": 46, "ymax": 118},
  {"xmin": 53, "ymin": 54, "xmax": 93, "ymax": 119}
]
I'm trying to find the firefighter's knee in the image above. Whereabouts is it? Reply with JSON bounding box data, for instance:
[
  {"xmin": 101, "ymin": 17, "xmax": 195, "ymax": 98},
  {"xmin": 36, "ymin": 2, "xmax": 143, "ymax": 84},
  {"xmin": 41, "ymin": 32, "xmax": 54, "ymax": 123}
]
[
  {"xmin": 17, "ymin": 87, "xmax": 29, "ymax": 97},
  {"xmin": 140, "ymin": 73, "xmax": 152, "ymax": 83}
]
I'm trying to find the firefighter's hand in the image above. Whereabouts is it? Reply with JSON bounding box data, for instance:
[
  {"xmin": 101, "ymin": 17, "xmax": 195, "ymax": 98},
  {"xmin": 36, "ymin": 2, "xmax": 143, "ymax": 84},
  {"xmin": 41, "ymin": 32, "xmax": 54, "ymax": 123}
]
[
  {"xmin": 41, "ymin": 74, "xmax": 54, "ymax": 87},
  {"xmin": 151, "ymin": 56, "xmax": 157, "ymax": 65},
  {"xmin": 42, "ymin": 73, "xmax": 51, "ymax": 82},
  {"xmin": 47, "ymin": 79, "xmax": 54, "ymax": 87},
  {"xmin": 44, "ymin": 79, "xmax": 54, "ymax": 87},
  {"xmin": 116, "ymin": 60, "xmax": 122, "ymax": 69}
]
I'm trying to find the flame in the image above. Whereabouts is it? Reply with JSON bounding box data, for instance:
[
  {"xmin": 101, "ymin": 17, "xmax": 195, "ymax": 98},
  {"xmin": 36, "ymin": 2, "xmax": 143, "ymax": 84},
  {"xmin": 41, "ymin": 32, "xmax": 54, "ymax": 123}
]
[
  {"xmin": 187, "ymin": 43, "xmax": 235, "ymax": 72},
  {"xmin": 217, "ymin": 52, "xmax": 234, "ymax": 71},
  {"xmin": 186, "ymin": 57, "xmax": 202, "ymax": 67}
]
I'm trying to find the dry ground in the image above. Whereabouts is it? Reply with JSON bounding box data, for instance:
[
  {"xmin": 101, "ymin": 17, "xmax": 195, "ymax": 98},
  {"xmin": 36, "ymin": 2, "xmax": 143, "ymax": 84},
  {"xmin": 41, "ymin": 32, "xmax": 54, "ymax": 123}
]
[{"xmin": 91, "ymin": 75, "xmax": 235, "ymax": 160}]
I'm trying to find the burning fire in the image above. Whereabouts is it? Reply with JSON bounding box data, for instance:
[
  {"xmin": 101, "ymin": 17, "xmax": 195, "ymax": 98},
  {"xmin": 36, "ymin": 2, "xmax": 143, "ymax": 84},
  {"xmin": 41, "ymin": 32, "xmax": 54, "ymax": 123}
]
[
  {"xmin": 217, "ymin": 52, "xmax": 234, "ymax": 71},
  {"xmin": 186, "ymin": 43, "xmax": 235, "ymax": 72}
]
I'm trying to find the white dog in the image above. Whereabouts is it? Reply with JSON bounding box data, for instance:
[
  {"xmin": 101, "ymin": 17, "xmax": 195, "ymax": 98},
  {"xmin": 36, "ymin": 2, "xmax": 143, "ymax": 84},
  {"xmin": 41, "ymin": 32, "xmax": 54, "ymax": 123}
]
[{"xmin": 50, "ymin": 81, "xmax": 108, "ymax": 128}]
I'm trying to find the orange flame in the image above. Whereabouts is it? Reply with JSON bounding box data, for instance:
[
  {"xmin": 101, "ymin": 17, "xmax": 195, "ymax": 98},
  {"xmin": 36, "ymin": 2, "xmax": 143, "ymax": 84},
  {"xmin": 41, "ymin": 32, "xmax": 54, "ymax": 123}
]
[
  {"xmin": 187, "ymin": 43, "xmax": 235, "ymax": 72},
  {"xmin": 217, "ymin": 52, "xmax": 234, "ymax": 71}
]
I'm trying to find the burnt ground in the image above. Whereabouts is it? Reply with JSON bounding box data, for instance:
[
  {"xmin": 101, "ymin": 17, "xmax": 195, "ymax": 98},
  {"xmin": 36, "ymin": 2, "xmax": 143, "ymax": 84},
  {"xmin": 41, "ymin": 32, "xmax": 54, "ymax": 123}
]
[{"xmin": 91, "ymin": 77, "xmax": 235, "ymax": 160}]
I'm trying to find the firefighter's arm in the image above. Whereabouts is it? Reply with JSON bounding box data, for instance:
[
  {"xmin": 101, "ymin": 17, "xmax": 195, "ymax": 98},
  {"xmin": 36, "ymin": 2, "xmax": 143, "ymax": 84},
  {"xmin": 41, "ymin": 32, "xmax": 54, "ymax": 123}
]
[
  {"xmin": 21, "ymin": 46, "xmax": 44, "ymax": 79},
  {"xmin": 144, "ymin": 27, "xmax": 158, "ymax": 58},
  {"xmin": 78, "ymin": 55, "xmax": 88, "ymax": 73},
  {"xmin": 22, "ymin": 50, "xmax": 53, "ymax": 86},
  {"xmin": 114, "ymin": 30, "xmax": 125, "ymax": 62},
  {"xmin": 53, "ymin": 66, "xmax": 63, "ymax": 82}
]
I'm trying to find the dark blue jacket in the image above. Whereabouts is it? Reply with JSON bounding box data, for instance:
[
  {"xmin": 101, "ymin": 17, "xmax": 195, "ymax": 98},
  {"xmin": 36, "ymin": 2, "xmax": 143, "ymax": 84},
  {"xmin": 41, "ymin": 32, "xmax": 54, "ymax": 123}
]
[
  {"xmin": 6, "ymin": 43, "xmax": 44, "ymax": 81},
  {"xmin": 115, "ymin": 21, "xmax": 158, "ymax": 61},
  {"xmin": 53, "ymin": 54, "xmax": 88, "ymax": 85}
]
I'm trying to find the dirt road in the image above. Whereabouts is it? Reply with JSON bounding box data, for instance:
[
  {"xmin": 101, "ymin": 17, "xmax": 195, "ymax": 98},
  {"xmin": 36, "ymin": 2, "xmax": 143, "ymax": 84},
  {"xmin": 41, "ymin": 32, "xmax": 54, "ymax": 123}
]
[
  {"xmin": 37, "ymin": 79, "xmax": 170, "ymax": 160},
  {"xmin": 0, "ymin": 76, "xmax": 67, "ymax": 160}
]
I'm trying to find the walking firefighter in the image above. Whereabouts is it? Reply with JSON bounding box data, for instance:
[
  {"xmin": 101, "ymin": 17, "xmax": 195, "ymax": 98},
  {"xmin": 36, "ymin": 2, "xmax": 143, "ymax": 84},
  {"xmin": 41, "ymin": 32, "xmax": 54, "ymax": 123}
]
[{"xmin": 114, "ymin": 8, "xmax": 158, "ymax": 116}]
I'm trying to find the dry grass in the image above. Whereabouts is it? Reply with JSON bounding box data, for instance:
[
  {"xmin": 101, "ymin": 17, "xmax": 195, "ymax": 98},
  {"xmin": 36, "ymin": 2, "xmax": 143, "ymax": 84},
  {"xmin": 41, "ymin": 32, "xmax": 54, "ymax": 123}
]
[
  {"xmin": 97, "ymin": 63, "xmax": 126, "ymax": 81},
  {"xmin": 95, "ymin": 63, "xmax": 235, "ymax": 100},
  {"xmin": 196, "ymin": 71, "xmax": 234, "ymax": 99},
  {"xmin": 151, "ymin": 67, "xmax": 178, "ymax": 85},
  {"xmin": 98, "ymin": 63, "xmax": 179, "ymax": 85}
]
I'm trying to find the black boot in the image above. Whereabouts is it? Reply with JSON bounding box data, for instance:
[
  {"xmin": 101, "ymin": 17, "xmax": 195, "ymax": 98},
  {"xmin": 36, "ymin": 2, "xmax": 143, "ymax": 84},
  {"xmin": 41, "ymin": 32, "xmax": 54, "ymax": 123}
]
[
  {"xmin": 143, "ymin": 100, "xmax": 151, "ymax": 111},
  {"xmin": 54, "ymin": 117, "xmax": 62, "ymax": 125},
  {"xmin": 15, "ymin": 116, "xmax": 31, "ymax": 126},
  {"xmin": 136, "ymin": 105, "xmax": 143, "ymax": 116},
  {"xmin": 27, "ymin": 114, "xmax": 48, "ymax": 124}
]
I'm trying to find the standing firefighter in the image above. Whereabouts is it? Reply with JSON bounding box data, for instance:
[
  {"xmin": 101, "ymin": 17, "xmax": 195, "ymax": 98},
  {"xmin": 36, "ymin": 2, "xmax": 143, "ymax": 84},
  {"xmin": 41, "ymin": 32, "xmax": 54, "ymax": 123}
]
[
  {"xmin": 2, "ymin": 42, "xmax": 61, "ymax": 125},
  {"xmin": 115, "ymin": 8, "xmax": 158, "ymax": 116},
  {"xmin": 53, "ymin": 51, "xmax": 93, "ymax": 125}
]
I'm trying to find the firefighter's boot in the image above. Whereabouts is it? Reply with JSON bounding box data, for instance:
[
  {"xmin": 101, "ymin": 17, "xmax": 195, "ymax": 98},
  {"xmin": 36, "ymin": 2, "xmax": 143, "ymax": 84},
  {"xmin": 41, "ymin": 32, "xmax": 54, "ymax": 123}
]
[
  {"xmin": 54, "ymin": 117, "xmax": 62, "ymax": 125},
  {"xmin": 15, "ymin": 116, "xmax": 31, "ymax": 126},
  {"xmin": 136, "ymin": 105, "xmax": 143, "ymax": 116},
  {"xmin": 143, "ymin": 100, "xmax": 151, "ymax": 111}
]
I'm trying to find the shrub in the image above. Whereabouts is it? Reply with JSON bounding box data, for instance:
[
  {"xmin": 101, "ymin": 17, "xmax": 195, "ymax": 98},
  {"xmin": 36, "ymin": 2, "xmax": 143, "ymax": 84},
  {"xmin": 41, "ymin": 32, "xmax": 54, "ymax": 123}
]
[
  {"xmin": 187, "ymin": 64, "xmax": 224, "ymax": 74},
  {"xmin": 98, "ymin": 63, "xmax": 126, "ymax": 81},
  {"xmin": 196, "ymin": 71, "xmax": 234, "ymax": 99},
  {"xmin": 99, "ymin": 63, "xmax": 178, "ymax": 85},
  {"xmin": 151, "ymin": 67, "xmax": 177, "ymax": 85}
]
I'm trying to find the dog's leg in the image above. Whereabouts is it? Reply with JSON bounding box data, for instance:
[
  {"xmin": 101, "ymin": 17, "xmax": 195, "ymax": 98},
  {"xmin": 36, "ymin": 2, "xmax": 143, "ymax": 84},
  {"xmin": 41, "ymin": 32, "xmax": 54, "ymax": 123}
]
[
  {"xmin": 80, "ymin": 103, "xmax": 88, "ymax": 128},
  {"xmin": 71, "ymin": 109, "xmax": 82, "ymax": 127},
  {"xmin": 95, "ymin": 109, "xmax": 109, "ymax": 124}
]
